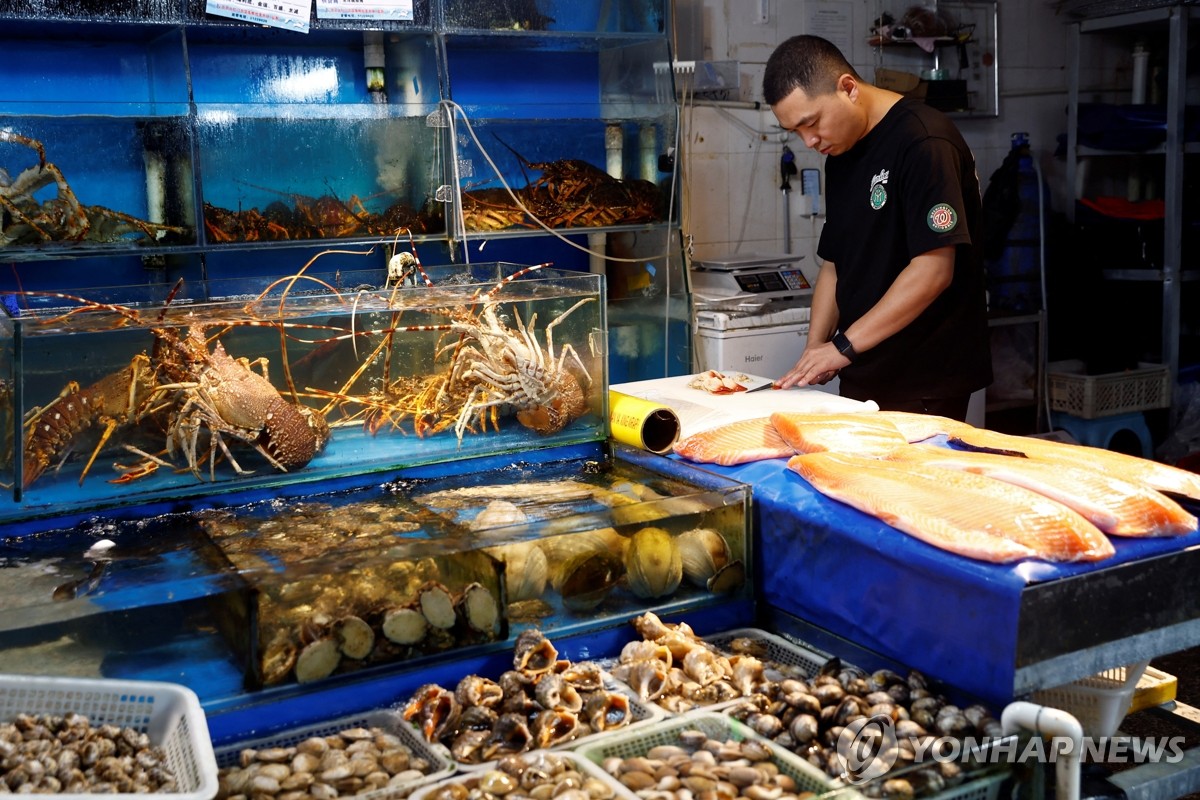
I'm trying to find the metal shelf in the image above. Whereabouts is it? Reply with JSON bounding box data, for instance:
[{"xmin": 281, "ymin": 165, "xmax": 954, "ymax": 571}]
[{"xmin": 1066, "ymin": 3, "xmax": 1193, "ymax": 385}]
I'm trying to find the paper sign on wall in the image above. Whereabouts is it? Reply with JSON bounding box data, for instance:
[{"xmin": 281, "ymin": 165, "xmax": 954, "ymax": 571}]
[
  {"xmin": 316, "ymin": 0, "xmax": 413, "ymax": 21},
  {"xmin": 206, "ymin": 0, "xmax": 312, "ymax": 32}
]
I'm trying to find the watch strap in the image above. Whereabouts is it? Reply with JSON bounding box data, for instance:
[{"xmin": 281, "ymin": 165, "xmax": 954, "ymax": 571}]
[{"xmin": 832, "ymin": 331, "xmax": 857, "ymax": 361}]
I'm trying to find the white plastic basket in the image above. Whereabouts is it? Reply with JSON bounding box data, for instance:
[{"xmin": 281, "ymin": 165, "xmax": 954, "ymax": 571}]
[
  {"xmin": 1030, "ymin": 661, "xmax": 1150, "ymax": 737},
  {"xmin": 705, "ymin": 627, "xmax": 831, "ymax": 678},
  {"xmin": 575, "ymin": 711, "xmax": 844, "ymax": 799},
  {"xmin": 214, "ymin": 709, "xmax": 455, "ymax": 798},
  {"xmin": 0, "ymin": 674, "xmax": 219, "ymax": 800},
  {"xmin": 1047, "ymin": 360, "xmax": 1171, "ymax": 418},
  {"xmin": 409, "ymin": 750, "xmax": 622, "ymax": 800}
]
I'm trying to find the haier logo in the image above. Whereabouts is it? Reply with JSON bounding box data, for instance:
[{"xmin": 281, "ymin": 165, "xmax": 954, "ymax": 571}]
[{"xmin": 745, "ymin": 354, "xmax": 763, "ymax": 362}]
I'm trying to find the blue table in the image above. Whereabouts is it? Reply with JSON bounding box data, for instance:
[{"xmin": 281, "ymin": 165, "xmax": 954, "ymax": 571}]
[{"xmin": 706, "ymin": 456, "xmax": 1200, "ymax": 706}]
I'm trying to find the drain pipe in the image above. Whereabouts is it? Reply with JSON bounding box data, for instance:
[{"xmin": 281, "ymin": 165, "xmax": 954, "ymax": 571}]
[
  {"xmin": 1001, "ymin": 701, "xmax": 1084, "ymax": 800},
  {"xmin": 584, "ymin": 124, "xmax": 625, "ymax": 275}
]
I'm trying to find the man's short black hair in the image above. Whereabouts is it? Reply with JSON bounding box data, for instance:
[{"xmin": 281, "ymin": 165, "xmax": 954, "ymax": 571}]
[{"xmin": 763, "ymin": 35, "xmax": 861, "ymax": 105}]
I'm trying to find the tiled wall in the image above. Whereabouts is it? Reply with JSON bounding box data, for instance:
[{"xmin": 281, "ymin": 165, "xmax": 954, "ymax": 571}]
[{"xmin": 679, "ymin": 0, "xmax": 1128, "ymax": 262}]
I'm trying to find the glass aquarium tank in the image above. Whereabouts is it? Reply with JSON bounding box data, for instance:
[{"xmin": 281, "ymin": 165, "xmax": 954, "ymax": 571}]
[
  {"xmin": 0, "ymin": 443, "xmax": 749, "ymax": 710},
  {"xmin": 198, "ymin": 495, "xmax": 507, "ymax": 690},
  {"xmin": 408, "ymin": 444, "xmax": 751, "ymax": 638},
  {"xmin": 0, "ymin": 0, "xmax": 182, "ymax": 24},
  {"xmin": 442, "ymin": 0, "xmax": 665, "ymax": 35},
  {"xmin": 0, "ymin": 22, "xmax": 195, "ymax": 257},
  {"xmin": 444, "ymin": 35, "xmax": 677, "ymax": 238},
  {"xmin": 187, "ymin": 27, "xmax": 446, "ymax": 244},
  {"xmin": 182, "ymin": 0, "xmax": 435, "ymax": 27},
  {"xmin": 0, "ymin": 511, "xmax": 249, "ymax": 696},
  {"xmin": 0, "ymin": 263, "xmax": 607, "ymax": 522}
]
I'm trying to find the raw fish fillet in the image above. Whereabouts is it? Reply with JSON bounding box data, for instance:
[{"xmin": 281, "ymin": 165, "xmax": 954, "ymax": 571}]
[
  {"xmin": 673, "ymin": 417, "xmax": 795, "ymax": 465},
  {"xmin": 889, "ymin": 445, "xmax": 1197, "ymax": 537},
  {"xmin": 787, "ymin": 451, "xmax": 1116, "ymax": 563},
  {"xmin": 875, "ymin": 411, "xmax": 976, "ymax": 442},
  {"xmin": 945, "ymin": 426, "xmax": 1200, "ymax": 502},
  {"xmin": 770, "ymin": 412, "xmax": 909, "ymax": 456}
]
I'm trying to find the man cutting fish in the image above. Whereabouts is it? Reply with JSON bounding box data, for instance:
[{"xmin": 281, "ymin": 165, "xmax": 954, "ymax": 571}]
[{"xmin": 763, "ymin": 35, "xmax": 992, "ymax": 421}]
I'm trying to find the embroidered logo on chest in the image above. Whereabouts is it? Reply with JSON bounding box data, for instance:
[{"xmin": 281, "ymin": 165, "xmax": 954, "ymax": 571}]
[
  {"xmin": 927, "ymin": 202, "xmax": 958, "ymax": 232},
  {"xmin": 869, "ymin": 169, "xmax": 889, "ymax": 210}
]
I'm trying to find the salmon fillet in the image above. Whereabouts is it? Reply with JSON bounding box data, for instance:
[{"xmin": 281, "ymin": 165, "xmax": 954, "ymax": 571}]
[
  {"xmin": 672, "ymin": 417, "xmax": 795, "ymax": 465},
  {"xmin": 787, "ymin": 451, "xmax": 1116, "ymax": 564},
  {"xmin": 770, "ymin": 412, "xmax": 909, "ymax": 456},
  {"xmin": 889, "ymin": 445, "xmax": 1197, "ymax": 537},
  {"xmin": 875, "ymin": 411, "xmax": 976, "ymax": 442},
  {"xmin": 945, "ymin": 426, "xmax": 1200, "ymax": 503}
]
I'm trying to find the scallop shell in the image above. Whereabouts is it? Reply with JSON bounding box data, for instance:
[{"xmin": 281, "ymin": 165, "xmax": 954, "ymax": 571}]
[
  {"xmin": 485, "ymin": 541, "xmax": 548, "ymax": 603},
  {"xmin": 470, "ymin": 500, "xmax": 529, "ymax": 532},
  {"xmin": 624, "ymin": 527, "xmax": 682, "ymax": 599},
  {"xmin": 553, "ymin": 548, "xmax": 623, "ymax": 611},
  {"xmin": 676, "ymin": 528, "xmax": 731, "ymax": 589}
]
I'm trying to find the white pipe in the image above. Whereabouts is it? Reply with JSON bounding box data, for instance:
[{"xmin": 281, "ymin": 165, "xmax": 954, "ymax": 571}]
[
  {"xmin": 605, "ymin": 123, "xmax": 624, "ymax": 179},
  {"xmin": 639, "ymin": 124, "xmax": 657, "ymax": 182},
  {"xmin": 1001, "ymin": 700, "xmax": 1083, "ymax": 800}
]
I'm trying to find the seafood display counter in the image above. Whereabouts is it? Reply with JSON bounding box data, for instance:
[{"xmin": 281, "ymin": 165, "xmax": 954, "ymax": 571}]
[
  {"xmin": 706, "ymin": 455, "xmax": 1200, "ymax": 707},
  {"xmin": 0, "ymin": 263, "xmax": 605, "ymax": 523},
  {"xmin": 0, "ymin": 441, "xmax": 752, "ymax": 720}
]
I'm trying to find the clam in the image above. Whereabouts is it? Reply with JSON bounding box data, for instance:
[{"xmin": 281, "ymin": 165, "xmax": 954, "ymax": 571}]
[
  {"xmin": 382, "ymin": 606, "xmax": 427, "ymax": 646},
  {"xmin": 624, "ymin": 527, "xmax": 682, "ymax": 599},
  {"xmin": 333, "ymin": 616, "xmax": 375, "ymax": 660},
  {"xmin": 470, "ymin": 500, "xmax": 529, "ymax": 532},
  {"xmin": 457, "ymin": 582, "xmax": 501, "ymax": 635},
  {"xmin": 417, "ymin": 581, "xmax": 457, "ymax": 630},
  {"xmin": 485, "ymin": 542, "xmax": 548, "ymax": 603},
  {"xmin": 295, "ymin": 638, "xmax": 341, "ymax": 684},
  {"xmin": 553, "ymin": 548, "xmax": 623, "ymax": 612},
  {"xmin": 677, "ymin": 528, "xmax": 731, "ymax": 588}
]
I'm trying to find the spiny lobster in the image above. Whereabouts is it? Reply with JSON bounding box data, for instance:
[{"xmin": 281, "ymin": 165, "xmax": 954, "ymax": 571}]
[{"xmin": 17, "ymin": 280, "xmax": 330, "ymax": 488}]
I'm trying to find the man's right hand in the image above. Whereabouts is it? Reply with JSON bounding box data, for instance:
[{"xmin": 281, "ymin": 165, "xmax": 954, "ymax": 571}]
[{"xmin": 773, "ymin": 341, "xmax": 849, "ymax": 389}]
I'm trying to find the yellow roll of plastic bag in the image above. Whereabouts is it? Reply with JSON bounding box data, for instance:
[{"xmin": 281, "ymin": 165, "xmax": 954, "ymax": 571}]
[{"xmin": 608, "ymin": 391, "xmax": 680, "ymax": 454}]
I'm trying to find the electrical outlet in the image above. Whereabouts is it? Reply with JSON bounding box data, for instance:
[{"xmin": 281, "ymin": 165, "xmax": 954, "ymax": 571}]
[{"xmin": 800, "ymin": 168, "xmax": 821, "ymax": 216}]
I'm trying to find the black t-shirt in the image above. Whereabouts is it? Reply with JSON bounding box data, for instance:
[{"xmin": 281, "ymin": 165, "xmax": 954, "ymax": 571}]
[{"xmin": 817, "ymin": 98, "xmax": 993, "ymax": 404}]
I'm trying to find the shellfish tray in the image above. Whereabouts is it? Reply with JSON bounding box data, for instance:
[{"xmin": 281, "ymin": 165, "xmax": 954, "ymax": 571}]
[
  {"xmin": 0, "ymin": 673, "xmax": 220, "ymax": 800},
  {"xmin": 434, "ymin": 670, "xmax": 667, "ymax": 772},
  {"xmin": 704, "ymin": 627, "xmax": 831, "ymax": 680},
  {"xmin": 574, "ymin": 711, "xmax": 845, "ymax": 799},
  {"xmin": 602, "ymin": 627, "xmax": 830, "ymax": 718},
  {"xmin": 213, "ymin": 708, "xmax": 456, "ymax": 800},
  {"xmin": 409, "ymin": 750, "xmax": 622, "ymax": 800}
]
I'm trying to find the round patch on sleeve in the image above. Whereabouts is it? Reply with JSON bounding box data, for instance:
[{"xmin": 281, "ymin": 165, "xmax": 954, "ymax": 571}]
[{"xmin": 927, "ymin": 203, "xmax": 958, "ymax": 232}]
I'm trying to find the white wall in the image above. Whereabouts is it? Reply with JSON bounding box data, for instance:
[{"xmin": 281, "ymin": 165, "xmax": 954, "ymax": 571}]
[{"xmin": 677, "ymin": 0, "xmax": 1097, "ymax": 263}]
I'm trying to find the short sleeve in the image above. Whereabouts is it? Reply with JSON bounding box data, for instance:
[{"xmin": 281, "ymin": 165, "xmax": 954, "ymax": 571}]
[{"xmin": 899, "ymin": 136, "xmax": 973, "ymax": 260}]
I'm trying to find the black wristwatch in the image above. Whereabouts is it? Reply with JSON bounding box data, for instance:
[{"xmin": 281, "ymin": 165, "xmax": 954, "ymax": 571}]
[{"xmin": 832, "ymin": 331, "xmax": 857, "ymax": 362}]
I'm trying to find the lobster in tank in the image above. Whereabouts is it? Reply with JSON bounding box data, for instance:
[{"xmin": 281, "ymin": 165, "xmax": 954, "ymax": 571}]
[
  {"xmin": 16, "ymin": 280, "xmax": 330, "ymax": 488},
  {"xmin": 311, "ymin": 237, "xmax": 596, "ymax": 443}
]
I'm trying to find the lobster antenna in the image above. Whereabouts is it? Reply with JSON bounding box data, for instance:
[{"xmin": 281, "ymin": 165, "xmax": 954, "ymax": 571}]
[{"xmin": 491, "ymin": 132, "xmax": 534, "ymax": 188}]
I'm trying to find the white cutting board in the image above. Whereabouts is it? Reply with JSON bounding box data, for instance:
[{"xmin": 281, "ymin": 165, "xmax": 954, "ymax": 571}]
[{"xmin": 611, "ymin": 374, "xmax": 878, "ymax": 439}]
